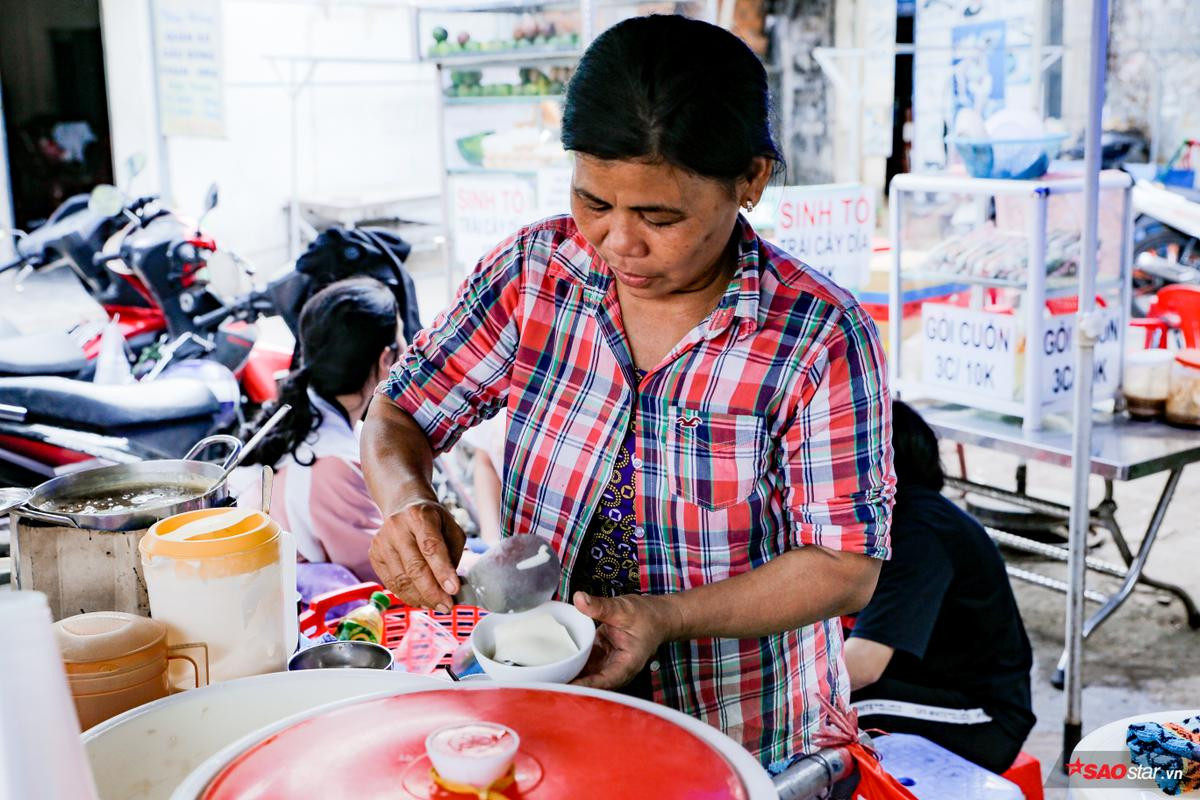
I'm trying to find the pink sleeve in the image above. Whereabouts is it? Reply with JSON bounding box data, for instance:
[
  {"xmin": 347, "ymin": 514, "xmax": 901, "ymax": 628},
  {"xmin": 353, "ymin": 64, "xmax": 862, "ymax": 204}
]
[{"xmin": 306, "ymin": 457, "xmax": 385, "ymax": 583}]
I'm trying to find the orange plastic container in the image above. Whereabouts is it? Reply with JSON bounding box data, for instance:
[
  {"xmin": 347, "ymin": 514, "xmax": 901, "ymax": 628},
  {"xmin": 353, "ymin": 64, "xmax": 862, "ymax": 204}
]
[{"xmin": 53, "ymin": 612, "xmax": 205, "ymax": 730}]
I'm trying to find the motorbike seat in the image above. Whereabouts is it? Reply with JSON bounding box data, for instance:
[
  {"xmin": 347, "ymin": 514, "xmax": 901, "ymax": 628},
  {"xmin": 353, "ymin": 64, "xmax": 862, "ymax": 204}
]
[
  {"xmin": 0, "ymin": 376, "xmax": 219, "ymax": 429},
  {"xmin": 0, "ymin": 332, "xmax": 88, "ymax": 376}
]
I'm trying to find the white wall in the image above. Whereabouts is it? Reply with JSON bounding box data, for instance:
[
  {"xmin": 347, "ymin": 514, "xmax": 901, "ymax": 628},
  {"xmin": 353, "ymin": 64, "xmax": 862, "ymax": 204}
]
[{"xmin": 101, "ymin": 0, "xmax": 441, "ymax": 271}]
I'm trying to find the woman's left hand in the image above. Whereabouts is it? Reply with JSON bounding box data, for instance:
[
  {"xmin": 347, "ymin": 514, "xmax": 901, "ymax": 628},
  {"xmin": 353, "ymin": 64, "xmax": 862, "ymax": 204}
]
[{"xmin": 570, "ymin": 591, "xmax": 681, "ymax": 690}]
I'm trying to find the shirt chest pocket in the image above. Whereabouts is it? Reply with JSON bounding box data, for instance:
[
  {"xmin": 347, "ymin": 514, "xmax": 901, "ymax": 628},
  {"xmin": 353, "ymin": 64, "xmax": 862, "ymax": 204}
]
[{"xmin": 662, "ymin": 408, "xmax": 768, "ymax": 511}]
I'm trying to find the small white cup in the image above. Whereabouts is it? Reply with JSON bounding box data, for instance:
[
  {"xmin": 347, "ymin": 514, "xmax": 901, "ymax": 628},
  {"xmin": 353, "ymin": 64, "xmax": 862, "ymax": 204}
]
[{"xmin": 425, "ymin": 722, "xmax": 520, "ymax": 788}]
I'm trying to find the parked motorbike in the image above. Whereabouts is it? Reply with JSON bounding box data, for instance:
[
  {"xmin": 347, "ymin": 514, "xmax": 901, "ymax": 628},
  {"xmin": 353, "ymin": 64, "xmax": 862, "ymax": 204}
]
[
  {"xmin": 0, "ymin": 223, "xmax": 420, "ymax": 487},
  {"xmin": 1125, "ymin": 140, "xmax": 1200, "ymax": 311},
  {"xmin": 0, "ymin": 180, "xmax": 227, "ymax": 380}
]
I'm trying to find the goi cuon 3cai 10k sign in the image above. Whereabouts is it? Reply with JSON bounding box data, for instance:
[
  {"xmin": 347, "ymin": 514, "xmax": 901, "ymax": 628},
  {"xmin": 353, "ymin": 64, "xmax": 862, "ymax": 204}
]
[{"xmin": 920, "ymin": 304, "xmax": 1121, "ymax": 408}]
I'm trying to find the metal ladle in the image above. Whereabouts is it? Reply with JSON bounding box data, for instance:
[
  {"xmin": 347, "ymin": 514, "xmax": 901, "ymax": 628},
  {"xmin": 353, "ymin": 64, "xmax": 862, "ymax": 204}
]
[
  {"xmin": 206, "ymin": 403, "xmax": 291, "ymax": 491},
  {"xmin": 455, "ymin": 533, "xmax": 563, "ymax": 614},
  {"xmin": 447, "ymin": 534, "xmax": 564, "ymax": 681}
]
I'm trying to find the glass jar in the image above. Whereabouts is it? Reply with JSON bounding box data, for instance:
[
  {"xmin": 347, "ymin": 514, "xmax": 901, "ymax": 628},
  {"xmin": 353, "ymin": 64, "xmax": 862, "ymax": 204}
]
[
  {"xmin": 1166, "ymin": 350, "xmax": 1200, "ymax": 427},
  {"xmin": 1123, "ymin": 349, "xmax": 1175, "ymax": 419}
]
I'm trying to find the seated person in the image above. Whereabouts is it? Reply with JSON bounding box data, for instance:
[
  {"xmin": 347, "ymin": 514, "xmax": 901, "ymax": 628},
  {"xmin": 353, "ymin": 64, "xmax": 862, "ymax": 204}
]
[
  {"xmin": 243, "ymin": 277, "xmax": 402, "ymax": 584},
  {"xmin": 843, "ymin": 401, "xmax": 1036, "ymax": 773},
  {"xmin": 460, "ymin": 410, "xmax": 506, "ymax": 548}
]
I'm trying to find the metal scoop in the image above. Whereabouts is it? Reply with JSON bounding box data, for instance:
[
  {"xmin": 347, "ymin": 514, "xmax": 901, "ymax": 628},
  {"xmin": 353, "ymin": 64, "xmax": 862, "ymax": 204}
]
[{"xmin": 455, "ymin": 534, "xmax": 562, "ymax": 614}]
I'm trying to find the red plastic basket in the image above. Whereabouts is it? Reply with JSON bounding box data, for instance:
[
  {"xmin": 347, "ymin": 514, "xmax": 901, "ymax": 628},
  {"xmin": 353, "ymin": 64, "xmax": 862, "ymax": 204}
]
[{"xmin": 297, "ymin": 581, "xmax": 485, "ymax": 667}]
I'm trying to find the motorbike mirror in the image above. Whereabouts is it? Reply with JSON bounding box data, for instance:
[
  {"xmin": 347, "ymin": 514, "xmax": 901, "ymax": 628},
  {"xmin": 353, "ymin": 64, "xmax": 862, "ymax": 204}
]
[
  {"xmin": 88, "ymin": 184, "xmax": 125, "ymax": 217},
  {"xmin": 203, "ymin": 184, "xmax": 219, "ymax": 213},
  {"xmin": 196, "ymin": 183, "xmax": 219, "ymax": 233}
]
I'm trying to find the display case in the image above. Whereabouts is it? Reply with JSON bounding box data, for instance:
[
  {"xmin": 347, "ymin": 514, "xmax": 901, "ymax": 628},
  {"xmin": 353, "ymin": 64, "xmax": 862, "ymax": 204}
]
[
  {"xmin": 414, "ymin": 0, "xmax": 715, "ymax": 293},
  {"xmin": 888, "ymin": 171, "xmax": 1135, "ymax": 430}
]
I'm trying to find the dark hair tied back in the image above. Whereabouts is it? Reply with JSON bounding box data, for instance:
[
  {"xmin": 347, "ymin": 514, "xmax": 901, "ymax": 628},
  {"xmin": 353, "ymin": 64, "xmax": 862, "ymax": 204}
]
[
  {"xmin": 562, "ymin": 14, "xmax": 782, "ymax": 183},
  {"xmin": 891, "ymin": 400, "xmax": 945, "ymax": 493},
  {"xmin": 244, "ymin": 278, "xmax": 398, "ymax": 468}
]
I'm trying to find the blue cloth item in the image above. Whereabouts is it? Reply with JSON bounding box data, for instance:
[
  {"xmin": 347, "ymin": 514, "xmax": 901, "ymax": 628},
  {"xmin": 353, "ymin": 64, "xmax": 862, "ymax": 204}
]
[
  {"xmin": 1127, "ymin": 716, "xmax": 1200, "ymax": 796},
  {"xmin": 296, "ymin": 561, "xmax": 364, "ymax": 620}
]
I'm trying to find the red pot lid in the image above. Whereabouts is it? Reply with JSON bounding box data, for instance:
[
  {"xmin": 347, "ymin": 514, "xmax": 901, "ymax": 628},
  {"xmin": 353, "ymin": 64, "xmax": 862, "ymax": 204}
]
[{"xmin": 201, "ymin": 688, "xmax": 748, "ymax": 799}]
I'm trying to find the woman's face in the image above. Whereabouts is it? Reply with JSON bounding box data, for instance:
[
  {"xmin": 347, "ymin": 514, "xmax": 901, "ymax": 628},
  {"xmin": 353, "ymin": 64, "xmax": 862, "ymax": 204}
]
[{"xmin": 570, "ymin": 154, "xmax": 771, "ymax": 300}]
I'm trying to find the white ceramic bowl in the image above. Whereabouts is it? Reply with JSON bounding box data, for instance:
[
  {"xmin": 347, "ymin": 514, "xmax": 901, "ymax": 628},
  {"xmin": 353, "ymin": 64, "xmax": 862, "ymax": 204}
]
[
  {"xmin": 425, "ymin": 721, "xmax": 520, "ymax": 787},
  {"xmin": 470, "ymin": 600, "xmax": 595, "ymax": 683}
]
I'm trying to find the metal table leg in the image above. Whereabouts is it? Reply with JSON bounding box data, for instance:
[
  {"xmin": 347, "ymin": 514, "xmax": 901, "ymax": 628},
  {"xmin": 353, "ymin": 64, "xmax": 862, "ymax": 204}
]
[
  {"xmin": 1051, "ymin": 468, "xmax": 1190, "ymax": 689},
  {"xmin": 948, "ymin": 475, "xmax": 1200, "ymax": 628},
  {"xmin": 1092, "ymin": 475, "xmax": 1200, "ymax": 629},
  {"xmin": 1083, "ymin": 468, "xmax": 1186, "ymax": 635}
]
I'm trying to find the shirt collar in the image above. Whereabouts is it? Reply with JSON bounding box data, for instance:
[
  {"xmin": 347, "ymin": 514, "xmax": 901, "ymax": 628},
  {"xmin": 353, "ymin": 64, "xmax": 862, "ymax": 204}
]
[{"xmin": 549, "ymin": 215, "xmax": 763, "ymax": 337}]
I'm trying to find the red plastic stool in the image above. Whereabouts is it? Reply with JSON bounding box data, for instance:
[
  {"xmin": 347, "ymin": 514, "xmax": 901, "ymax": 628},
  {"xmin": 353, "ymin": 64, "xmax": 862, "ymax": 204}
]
[{"xmin": 1000, "ymin": 751, "xmax": 1044, "ymax": 800}]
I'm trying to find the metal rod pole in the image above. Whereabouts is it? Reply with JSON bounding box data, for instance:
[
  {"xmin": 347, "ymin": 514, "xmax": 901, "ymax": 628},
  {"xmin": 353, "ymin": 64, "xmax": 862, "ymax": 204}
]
[
  {"xmin": 1063, "ymin": 0, "xmax": 1110, "ymax": 766},
  {"xmin": 888, "ymin": 184, "xmax": 902, "ymax": 390},
  {"xmin": 147, "ymin": 0, "xmax": 174, "ymax": 203},
  {"xmin": 1025, "ymin": 187, "xmax": 1048, "ymax": 431}
]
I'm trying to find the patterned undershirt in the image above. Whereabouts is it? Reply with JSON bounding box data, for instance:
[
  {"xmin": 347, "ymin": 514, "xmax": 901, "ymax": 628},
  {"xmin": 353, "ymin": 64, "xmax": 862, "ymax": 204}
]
[{"xmin": 573, "ymin": 370, "xmax": 644, "ymax": 598}]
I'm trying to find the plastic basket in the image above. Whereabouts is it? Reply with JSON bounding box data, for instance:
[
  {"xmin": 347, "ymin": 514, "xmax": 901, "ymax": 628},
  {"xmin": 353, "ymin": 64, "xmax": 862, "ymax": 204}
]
[
  {"xmin": 298, "ymin": 581, "xmax": 485, "ymax": 667},
  {"xmin": 947, "ymin": 133, "xmax": 1068, "ymax": 180}
]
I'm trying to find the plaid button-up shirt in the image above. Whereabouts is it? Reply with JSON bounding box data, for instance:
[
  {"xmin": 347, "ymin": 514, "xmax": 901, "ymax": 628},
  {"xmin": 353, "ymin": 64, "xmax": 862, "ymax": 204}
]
[{"xmin": 382, "ymin": 215, "xmax": 894, "ymax": 765}]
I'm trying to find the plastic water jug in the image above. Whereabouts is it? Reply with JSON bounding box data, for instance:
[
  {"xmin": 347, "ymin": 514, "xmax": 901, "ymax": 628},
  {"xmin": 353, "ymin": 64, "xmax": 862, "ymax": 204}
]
[{"xmin": 140, "ymin": 508, "xmax": 297, "ymax": 685}]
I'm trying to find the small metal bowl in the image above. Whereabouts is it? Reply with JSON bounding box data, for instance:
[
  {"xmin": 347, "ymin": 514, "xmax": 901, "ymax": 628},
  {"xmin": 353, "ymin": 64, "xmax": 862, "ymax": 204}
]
[{"xmin": 288, "ymin": 641, "xmax": 394, "ymax": 671}]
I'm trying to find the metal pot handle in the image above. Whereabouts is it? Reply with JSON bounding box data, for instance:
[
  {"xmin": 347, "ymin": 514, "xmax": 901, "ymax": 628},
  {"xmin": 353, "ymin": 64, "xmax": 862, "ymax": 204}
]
[
  {"xmin": 14, "ymin": 506, "xmax": 80, "ymax": 528},
  {"xmin": 1, "ymin": 487, "xmax": 79, "ymax": 528},
  {"xmin": 184, "ymin": 434, "xmax": 243, "ymax": 471}
]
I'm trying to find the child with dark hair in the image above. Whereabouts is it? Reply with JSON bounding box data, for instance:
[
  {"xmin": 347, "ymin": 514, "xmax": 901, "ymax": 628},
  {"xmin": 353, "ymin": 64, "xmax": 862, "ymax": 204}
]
[
  {"xmin": 242, "ymin": 277, "xmax": 403, "ymax": 582},
  {"xmin": 844, "ymin": 401, "xmax": 1035, "ymax": 772}
]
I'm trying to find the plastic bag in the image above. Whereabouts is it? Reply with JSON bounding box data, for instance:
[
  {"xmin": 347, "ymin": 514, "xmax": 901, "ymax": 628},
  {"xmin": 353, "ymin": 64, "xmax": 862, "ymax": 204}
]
[
  {"xmin": 93, "ymin": 317, "xmax": 133, "ymax": 384},
  {"xmin": 814, "ymin": 695, "xmax": 919, "ymax": 800},
  {"xmin": 391, "ymin": 611, "xmax": 459, "ymax": 674}
]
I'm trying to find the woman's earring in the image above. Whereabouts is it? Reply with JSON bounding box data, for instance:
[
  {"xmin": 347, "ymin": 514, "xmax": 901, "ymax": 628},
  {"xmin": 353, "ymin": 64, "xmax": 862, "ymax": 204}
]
[{"xmin": 743, "ymin": 200, "xmax": 755, "ymax": 212}]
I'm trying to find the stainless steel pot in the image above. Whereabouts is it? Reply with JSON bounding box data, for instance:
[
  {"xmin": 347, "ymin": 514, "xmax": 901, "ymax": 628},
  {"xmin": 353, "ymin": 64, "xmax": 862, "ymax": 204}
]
[
  {"xmin": 0, "ymin": 435, "xmax": 244, "ymax": 620},
  {"xmin": 5, "ymin": 435, "xmax": 241, "ymax": 532}
]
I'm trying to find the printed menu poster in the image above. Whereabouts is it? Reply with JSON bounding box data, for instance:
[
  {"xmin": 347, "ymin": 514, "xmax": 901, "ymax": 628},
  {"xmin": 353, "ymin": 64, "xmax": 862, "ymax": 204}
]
[{"xmin": 153, "ymin": 0, "xmax": 225, "ymax": 138}]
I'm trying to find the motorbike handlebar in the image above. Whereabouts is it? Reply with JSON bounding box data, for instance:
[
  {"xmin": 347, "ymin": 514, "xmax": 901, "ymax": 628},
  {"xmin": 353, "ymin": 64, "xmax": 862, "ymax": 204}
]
[
  {"xmin": 92, "ymin": 252, "xmax": 123, "ymax": 268},
  {"xmin": 192, "ymin": 290, "xmax": 274, "ymax": 331},
  {"xmin": 193, "ymin": 303, "xmax": 236, "ymax": 330}
]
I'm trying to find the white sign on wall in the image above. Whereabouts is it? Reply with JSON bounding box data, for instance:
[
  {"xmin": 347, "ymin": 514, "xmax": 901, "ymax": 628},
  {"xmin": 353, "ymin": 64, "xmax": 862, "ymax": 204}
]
[
  {"xmin": 451, "ymin": 174, "xmax": 537, "ymax": 267},
  {"xmin": 1039, "ymin": 310, "xmax": 1121, "ymax": 404},
  {"xmin": 153, "ymin": 0, "xmax": 225, "ymax": 138},
  {"xmin": 770, "ymin": 184, "xmax": 874, "ymax": 290},
  {"xmin": 921, "ymin": 305, "xmax": 1016, "ymax": 398}
]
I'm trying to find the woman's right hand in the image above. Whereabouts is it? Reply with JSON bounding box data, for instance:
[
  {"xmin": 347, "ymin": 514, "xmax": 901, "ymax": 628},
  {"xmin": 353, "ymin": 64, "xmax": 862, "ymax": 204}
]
[{"xmin": 369, "ymin": 499, "xmax": 466, "ymax": 612}]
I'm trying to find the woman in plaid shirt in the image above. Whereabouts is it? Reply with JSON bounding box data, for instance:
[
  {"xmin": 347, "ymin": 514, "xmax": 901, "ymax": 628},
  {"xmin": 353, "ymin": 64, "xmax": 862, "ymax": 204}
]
[{"xmin": 363, "ymin": 15, "xmax": 894, "ymax": 767}]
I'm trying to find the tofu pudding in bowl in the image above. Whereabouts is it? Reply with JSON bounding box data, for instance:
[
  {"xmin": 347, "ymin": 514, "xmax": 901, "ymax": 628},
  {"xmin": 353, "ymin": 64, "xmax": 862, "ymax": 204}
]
[{"xmin": 469, "ymin": 601, "xmax": 595, "ymax": 683}]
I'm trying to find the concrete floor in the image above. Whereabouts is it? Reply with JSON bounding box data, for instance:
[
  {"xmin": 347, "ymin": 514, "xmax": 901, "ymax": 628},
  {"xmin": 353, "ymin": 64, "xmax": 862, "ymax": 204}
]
[{"xmin": 956, "ymin": 443, "xmax": 1200, "ymax": 797}]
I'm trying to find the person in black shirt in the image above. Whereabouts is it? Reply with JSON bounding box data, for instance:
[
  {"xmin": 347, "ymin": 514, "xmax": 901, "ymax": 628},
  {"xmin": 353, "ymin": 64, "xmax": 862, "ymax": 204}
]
[{"xmin": 844, "ymin": 401, "xmax": 1036, "ymax": 773}]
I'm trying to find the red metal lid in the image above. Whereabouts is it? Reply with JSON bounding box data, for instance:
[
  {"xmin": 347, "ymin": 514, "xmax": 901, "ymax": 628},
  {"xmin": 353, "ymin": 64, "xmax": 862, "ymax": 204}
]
[{"xmin": 200, "ymin": 688, "xmax": 747, "ymax": 799}]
